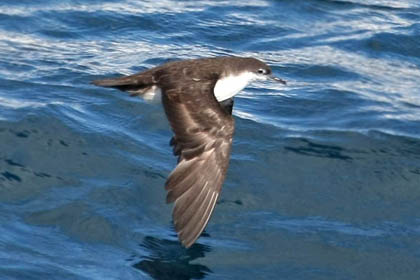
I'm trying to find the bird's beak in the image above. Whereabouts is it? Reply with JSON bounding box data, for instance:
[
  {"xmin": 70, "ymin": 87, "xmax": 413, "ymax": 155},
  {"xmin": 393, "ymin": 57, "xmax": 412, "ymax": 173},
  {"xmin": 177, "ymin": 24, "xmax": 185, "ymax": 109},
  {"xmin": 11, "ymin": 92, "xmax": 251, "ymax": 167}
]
[{"xmin": 269, "ymin": 75, "xmax": 287, "ymax": 85}]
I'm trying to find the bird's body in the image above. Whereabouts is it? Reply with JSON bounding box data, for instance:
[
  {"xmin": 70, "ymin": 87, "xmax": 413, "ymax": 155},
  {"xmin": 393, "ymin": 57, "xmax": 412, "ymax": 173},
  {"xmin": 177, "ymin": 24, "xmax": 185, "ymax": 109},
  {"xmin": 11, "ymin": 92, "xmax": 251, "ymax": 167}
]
[{"xmin": 92, "ymin": 56, "xmax": 285, "ymax": 247}]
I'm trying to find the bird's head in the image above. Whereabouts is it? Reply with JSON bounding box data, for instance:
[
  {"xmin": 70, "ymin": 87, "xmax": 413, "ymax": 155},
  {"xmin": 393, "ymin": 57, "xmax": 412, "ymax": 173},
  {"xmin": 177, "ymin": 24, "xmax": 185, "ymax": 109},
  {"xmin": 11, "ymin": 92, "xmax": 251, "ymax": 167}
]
[
  {"xmin": 243, "ymin": 57, "xmax": 287, "ymax": 84},
  {"xmin": 213, "ymin": 56, "xmax": 287, "ymax": 102}
]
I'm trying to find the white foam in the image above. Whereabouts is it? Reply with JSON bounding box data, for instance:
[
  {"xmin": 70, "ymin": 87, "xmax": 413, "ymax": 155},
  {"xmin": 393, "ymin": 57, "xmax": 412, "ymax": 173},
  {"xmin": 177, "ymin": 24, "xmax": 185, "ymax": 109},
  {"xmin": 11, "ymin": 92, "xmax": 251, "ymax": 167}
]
[{"xmin": 0, "ymin": 96, "xmax": 64, "ymax": 109}]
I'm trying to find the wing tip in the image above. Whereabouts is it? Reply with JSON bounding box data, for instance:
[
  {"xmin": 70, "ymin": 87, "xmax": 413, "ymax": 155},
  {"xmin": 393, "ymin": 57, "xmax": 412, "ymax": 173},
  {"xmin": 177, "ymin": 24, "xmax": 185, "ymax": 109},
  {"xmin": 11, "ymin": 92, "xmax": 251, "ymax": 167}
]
[
  {"xmin": 180, "ymin": 236, "xmax": 196, "ymax": 248},
  {"xmin": 177, "ymin": 226, "xmax": 201, "ymax": 248},
  {"xmin": 173, "ymin": 190, "xmax": 219, "ymax": 248}
]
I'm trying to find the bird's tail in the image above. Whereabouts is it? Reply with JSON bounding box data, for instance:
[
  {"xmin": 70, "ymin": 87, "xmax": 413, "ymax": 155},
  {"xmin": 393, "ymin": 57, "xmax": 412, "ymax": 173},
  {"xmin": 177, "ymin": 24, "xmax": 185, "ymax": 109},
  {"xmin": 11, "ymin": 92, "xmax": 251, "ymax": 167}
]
[
  {"xmin": 91, "ymin": 76, "xmax": 141, "ymax": 92},
  {"xmin": 92, "ymin": 71, "xmax": 158, "ymax": 98},
  {"xmin": 92, "ymin": 73, "xmax": 163, "ymax": 103}
]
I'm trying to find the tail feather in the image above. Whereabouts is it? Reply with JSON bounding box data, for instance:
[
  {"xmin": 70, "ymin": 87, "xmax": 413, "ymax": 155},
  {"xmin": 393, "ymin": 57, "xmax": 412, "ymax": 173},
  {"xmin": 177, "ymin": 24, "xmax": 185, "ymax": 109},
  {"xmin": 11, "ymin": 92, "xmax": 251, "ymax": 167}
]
[
  {"xmin": 92, "ymin": 73, "xmax": 151, "ymax": 92},
  {"xmin": 92, "ymin": 75, "xmax": 133, "ymax": 86},
  {"xmin": 92, "ymin": 70, "xmax": 158, "ymax": 100}
]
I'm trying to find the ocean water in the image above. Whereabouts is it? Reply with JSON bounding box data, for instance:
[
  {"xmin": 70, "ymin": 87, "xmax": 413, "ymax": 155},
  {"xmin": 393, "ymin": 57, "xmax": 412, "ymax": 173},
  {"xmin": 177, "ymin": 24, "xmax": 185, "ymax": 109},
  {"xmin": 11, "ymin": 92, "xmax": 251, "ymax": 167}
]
[{"xmin": 1, "ymin": 0, "xmax": 420, "ymax": 279}]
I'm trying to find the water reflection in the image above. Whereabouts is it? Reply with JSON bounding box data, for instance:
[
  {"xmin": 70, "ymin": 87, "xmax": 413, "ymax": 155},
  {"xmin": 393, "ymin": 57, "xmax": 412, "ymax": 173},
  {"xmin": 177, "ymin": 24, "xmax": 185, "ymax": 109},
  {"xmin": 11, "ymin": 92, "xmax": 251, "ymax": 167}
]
[
  {"xmin": 285, "ymin": 138, "xmax": 352, "ymax": 160},
  {"xmin": 133, "ymin": 236, "xmax": 212, "ymax": 280}
]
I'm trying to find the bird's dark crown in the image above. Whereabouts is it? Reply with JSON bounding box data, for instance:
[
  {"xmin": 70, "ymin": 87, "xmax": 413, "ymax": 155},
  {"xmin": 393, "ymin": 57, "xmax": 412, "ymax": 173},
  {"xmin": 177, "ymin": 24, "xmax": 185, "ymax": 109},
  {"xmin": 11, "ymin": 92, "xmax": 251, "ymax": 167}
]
[{"xmin": 220, "ymin": 57, "xmax": 272, "ymax": 76}]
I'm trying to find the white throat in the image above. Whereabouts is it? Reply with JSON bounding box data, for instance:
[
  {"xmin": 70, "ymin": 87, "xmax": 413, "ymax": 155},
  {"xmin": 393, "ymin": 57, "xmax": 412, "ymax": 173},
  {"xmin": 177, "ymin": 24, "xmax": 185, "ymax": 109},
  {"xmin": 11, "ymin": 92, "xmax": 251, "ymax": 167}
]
[{"xmin": 213, "ymin": 71, "xmax": 259, "ymax": 102}]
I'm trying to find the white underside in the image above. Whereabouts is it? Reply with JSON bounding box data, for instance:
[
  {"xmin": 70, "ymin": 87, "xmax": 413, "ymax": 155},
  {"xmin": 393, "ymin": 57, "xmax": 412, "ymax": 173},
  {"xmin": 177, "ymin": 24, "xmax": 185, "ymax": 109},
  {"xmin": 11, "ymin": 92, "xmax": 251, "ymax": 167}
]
[
  {"xmin": 141, "ymin": 85, "xmax": 162, "ymax": 103},
  {"xmin": 213, "ymin": 71, "xmax": 259, "ymax": 102}
]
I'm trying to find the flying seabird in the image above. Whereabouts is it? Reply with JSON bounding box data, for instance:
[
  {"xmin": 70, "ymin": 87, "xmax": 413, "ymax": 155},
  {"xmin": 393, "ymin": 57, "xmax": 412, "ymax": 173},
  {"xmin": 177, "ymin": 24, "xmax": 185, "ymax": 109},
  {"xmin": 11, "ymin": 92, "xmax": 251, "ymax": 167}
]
[{"xmin": 92, "ymin": 56, "xmax": 286, "ymax": 248}]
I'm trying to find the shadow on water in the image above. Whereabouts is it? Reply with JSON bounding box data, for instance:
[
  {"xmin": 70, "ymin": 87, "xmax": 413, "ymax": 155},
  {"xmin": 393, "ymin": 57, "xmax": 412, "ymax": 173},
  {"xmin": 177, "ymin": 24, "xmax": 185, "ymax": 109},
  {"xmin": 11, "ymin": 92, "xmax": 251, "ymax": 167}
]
[
  {"xmin": 284, "ymin": 138, "xmax": 352, "ymax": 160},
  {"xmin": 133, "ymin": 236, "xmax": 212, "ymax": 280}
]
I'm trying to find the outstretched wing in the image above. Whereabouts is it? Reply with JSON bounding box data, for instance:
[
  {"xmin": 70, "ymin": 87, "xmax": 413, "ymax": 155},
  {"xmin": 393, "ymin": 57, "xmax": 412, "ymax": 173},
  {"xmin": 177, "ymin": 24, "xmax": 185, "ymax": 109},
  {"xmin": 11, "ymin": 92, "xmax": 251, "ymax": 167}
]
[{"xmin": 161, "ymin": 77, "xmax": 234, "ymax": 248}]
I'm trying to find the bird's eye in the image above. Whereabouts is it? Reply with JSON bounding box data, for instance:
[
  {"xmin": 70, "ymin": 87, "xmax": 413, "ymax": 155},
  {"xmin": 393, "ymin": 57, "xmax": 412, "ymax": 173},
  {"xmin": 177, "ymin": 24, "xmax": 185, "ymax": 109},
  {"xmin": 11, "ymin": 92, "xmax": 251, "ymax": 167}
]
[{"xmin": 257, "ymin": 68, "xmax": 266, "ymax": 75}]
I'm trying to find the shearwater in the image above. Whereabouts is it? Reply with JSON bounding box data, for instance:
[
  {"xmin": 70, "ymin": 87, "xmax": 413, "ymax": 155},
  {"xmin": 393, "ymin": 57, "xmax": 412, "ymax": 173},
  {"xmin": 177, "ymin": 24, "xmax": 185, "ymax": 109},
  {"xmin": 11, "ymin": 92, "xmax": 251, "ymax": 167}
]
[{"xmin": 92, "ymin": 56, "xmax": 286, "ymax": 248}]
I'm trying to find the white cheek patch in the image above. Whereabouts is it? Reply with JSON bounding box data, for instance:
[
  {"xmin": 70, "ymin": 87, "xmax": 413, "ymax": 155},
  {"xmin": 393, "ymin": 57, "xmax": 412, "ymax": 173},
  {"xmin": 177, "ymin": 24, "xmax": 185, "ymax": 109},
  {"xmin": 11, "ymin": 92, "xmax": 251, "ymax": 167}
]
[{"xmin": 213, "ymin": 72, "xmax": 258, "ymax": 102}]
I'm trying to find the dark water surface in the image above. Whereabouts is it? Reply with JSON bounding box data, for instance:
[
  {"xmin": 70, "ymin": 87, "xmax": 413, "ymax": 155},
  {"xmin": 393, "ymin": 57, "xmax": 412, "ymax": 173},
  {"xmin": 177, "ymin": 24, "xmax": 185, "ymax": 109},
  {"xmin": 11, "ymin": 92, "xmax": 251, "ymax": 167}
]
[{"xmin": 1, "ymin": 0, "xmax": 420, "ymax": 279}]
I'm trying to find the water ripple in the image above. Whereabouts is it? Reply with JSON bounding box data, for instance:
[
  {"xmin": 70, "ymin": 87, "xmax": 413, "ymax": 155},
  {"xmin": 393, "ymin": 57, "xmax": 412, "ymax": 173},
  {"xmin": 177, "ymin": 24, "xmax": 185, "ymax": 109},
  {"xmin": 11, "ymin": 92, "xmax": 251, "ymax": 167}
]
[{"xmin": 1, "ymin": 0, "xmax": 420, "ymax": 279}]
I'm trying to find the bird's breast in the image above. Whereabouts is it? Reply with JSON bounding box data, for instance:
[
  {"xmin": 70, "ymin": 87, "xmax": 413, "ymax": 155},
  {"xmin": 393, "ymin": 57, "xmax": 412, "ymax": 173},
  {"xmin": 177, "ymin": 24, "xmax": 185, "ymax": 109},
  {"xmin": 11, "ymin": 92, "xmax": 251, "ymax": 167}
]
[{"xmin": 213, "ymin": 72, "xmax": 256, "ymax": 102}]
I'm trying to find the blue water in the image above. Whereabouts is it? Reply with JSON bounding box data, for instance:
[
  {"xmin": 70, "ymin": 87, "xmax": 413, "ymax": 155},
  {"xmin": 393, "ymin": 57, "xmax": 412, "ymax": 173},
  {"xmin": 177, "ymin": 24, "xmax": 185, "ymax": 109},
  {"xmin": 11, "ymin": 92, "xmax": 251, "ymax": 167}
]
[{"xmin": 1, "ymin": 0, "xmax": 420, "ymax": 279}]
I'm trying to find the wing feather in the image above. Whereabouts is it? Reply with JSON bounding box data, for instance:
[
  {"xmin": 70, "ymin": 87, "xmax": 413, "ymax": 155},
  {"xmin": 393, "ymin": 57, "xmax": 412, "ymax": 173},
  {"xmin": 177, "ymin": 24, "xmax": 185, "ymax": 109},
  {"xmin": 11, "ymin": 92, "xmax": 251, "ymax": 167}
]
[{"xmin": 161, "ymin": 73, "xmax": 234, "ymax": 248}]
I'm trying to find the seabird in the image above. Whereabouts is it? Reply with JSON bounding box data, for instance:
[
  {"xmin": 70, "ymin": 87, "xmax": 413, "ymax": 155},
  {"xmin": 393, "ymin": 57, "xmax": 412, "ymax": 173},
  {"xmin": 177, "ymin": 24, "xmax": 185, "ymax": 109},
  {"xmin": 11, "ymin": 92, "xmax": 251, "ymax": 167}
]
[{"xmin": 92, "ymin": 56, "xmax": 286, "ymax": 248}]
